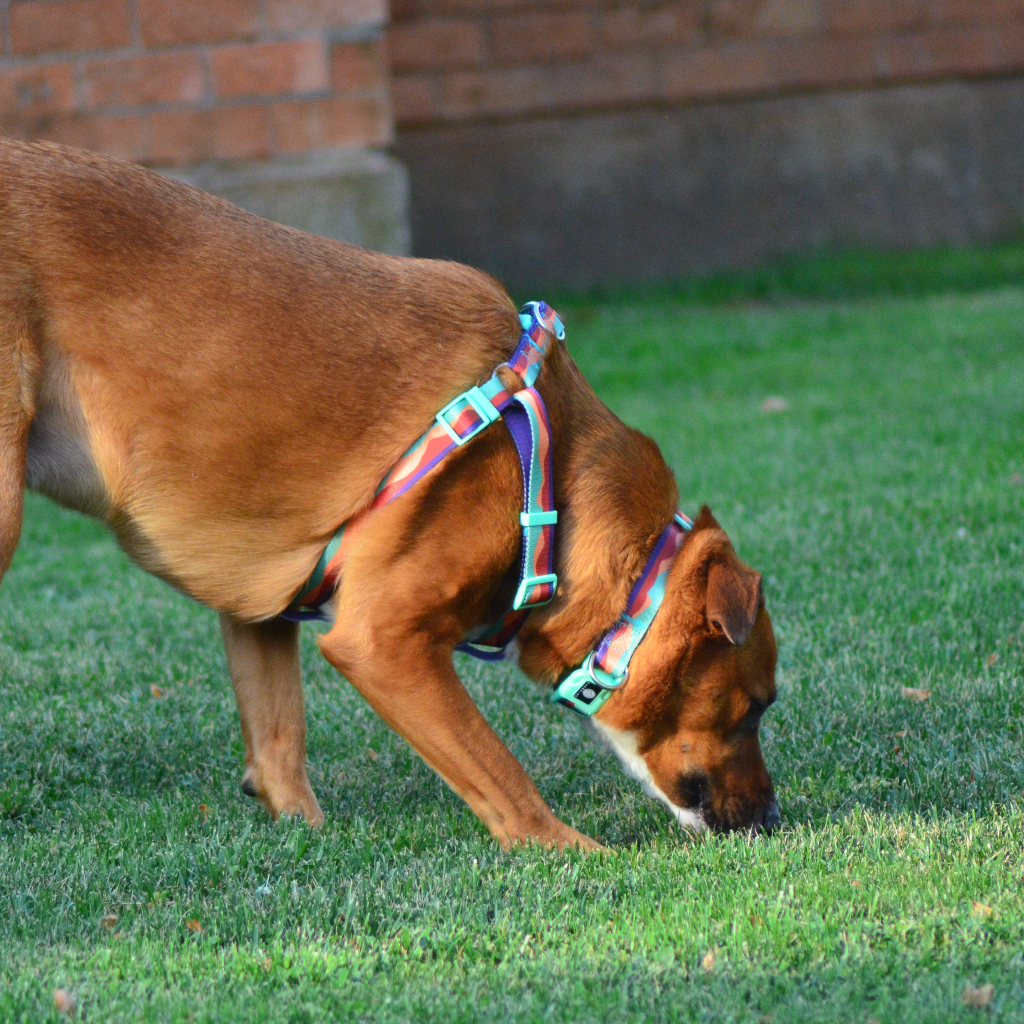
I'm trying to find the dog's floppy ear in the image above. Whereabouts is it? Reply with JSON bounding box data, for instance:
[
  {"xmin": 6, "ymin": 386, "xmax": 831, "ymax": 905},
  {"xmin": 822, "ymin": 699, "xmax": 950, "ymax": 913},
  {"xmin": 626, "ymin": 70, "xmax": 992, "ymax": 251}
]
[{"xmin": 706, "ymin": 558, "xmax": 762, "ymax": 646}]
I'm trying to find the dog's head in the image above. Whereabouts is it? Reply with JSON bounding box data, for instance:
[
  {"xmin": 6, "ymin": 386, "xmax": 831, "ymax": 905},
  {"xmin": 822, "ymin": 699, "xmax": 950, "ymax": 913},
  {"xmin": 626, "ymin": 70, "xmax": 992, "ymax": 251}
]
[{"xmin": 591, "ymin": 506, "xmax": 779, "ymax": 835}]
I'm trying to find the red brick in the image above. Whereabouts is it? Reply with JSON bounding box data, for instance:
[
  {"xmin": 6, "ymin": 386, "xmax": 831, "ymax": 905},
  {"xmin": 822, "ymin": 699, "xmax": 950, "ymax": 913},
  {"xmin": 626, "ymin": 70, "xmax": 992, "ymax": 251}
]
[
  {"xmin": 210, "ymin": 41, "xmax": 328, "ymax": 99},
  {"xmin": 705, "ymin": 0, "xmax": 763, "ymax": 37},
  {"xmin": 662, "ymin": 42, "xmax": 774, "ymax": 98},
  {"xmin": 704, "ymin": 0, "xmax": 825, "ymax": 38},
  {"xmin": 388, "ymin": 18, "xmax": 485, "ymax": 71},
  {"xmin": 267, "ymin": 0, "xmax": 386, "ymax": 33},
  {"xmin": 599, "ymin": 3, "xmax": 702, "ymax": 50},
  {"xmin": 825, "ymin": 0, "xmax": 930, "ymax": 36},
  {"xmin": 933, "ymin": 0, "xmax": 1024, "ymax": 26},
  {"xmin": 331, "ymin": 40, "xmax": 387, "ymax": 91},
  {"xmin": 439, "ymin": 65, "xmax": 549, "ymax": 120},
  {"xmin": 424, "ymin": 0, "xmax": 580, "ymax": 13},
  {"xmin": 390, "ymin": 0, "xmax": 423, "ymax": 18},
  {"xmin": 548, "ymin": 52, "xmax": 657, "ymax": 109},
  {"xmin": 10, "ymin": 0, "xmax": 130, "ymax": 56},
  {"xmin": 270, "ymin": 93, "xmax": 392, "ymax": 151},
  {"xmin": 0, "ymin": 62, "xmax": 76, "ymax": 119},
  {"xmin": 80, "ymin": 53, "xmax": 206, "ymax": 109},
  {"xmin": 753, "ymin": 0, "xmax": 825, "ymax": 36},
  {"xmin": 139, "ymin": 0, "xmax": 259, "ymax": 47},
  {"xmin": 661, "ymin": 36, "xmax": 879, "ymax": 101},
  {"xmin": 391, "ymin": 74, "xmax": 440, "ymax": 124},
  {"xmin": 880, "ymin": 24, "xmax": 1024, "ymax": 80},
  {"xmin": 490, "ymin": 11, "xmax": 593, "ymax": 63},
  {"xmin": 771, "ymin": 34, "xmax": 878, "ymax": 89},
  {"xmin": 37, "ymin": 112, "xmax": 152, "ymax": 162},
  {"xmin": 150, "ymin": 105, "xmax": 272, "ymax": 165}
]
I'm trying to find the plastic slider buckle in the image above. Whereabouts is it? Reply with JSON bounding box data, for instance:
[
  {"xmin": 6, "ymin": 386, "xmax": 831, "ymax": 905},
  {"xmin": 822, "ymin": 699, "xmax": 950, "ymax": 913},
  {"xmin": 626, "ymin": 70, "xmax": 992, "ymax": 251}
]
[
  {"xmin": 512, "ymin": 572, "xmax": 558, "ymax": 611},
  {"xmin": 520, "ymin": 510, "xmax": 558, "ymax": 528},
  {"xmin": 435, "ymin": 386, "xmax": 500, "ymax": 447}
]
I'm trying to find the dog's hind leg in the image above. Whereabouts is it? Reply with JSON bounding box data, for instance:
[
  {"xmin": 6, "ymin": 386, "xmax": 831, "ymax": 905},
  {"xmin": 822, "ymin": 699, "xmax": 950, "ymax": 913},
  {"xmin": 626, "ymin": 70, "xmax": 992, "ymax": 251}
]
[
  {"xmin": 0, "ymin": 418, "xmax": 26, "ymax": 584},
  {"xmin": 0, "ymin": 309, "xmax": 32, "ymax": 586},
  {"xmin": 219, "ymin": 613, "xmax": 324, "ymax": 826}
]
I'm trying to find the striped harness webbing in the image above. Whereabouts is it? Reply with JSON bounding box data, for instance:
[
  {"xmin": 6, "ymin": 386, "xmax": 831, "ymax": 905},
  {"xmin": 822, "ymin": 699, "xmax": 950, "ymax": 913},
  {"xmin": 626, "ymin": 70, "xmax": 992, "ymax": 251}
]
[
  {"xmin": 550, "ymin": 510, "xmax": 693, "ymax": 716},
  {"xmin": 282, "ymin": 302, "xmax": 565, "ymax": 660}
]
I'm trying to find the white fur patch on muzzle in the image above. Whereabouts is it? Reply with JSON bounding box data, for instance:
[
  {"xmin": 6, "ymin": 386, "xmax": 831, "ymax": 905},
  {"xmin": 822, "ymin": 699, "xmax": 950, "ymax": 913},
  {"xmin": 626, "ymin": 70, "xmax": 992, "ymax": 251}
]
[{"xmin": 589, "ymin": 719, "xmax": 706, "ymax": 833}]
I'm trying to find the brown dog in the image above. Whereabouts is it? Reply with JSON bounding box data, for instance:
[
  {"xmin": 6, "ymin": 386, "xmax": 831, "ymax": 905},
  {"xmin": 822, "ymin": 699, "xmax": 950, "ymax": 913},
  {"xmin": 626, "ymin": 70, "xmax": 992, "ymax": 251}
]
[{"xmin": 0, "ymin": 140, "xmax": 778, "ymax": 849}]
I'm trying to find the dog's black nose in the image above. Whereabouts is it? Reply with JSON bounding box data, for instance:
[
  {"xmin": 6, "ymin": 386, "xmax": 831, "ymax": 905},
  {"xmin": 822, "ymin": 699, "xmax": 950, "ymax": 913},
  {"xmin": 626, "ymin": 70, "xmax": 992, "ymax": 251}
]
[{"xmin": 761, "ymin": 800, "xmax": 781, "ymax": 835}]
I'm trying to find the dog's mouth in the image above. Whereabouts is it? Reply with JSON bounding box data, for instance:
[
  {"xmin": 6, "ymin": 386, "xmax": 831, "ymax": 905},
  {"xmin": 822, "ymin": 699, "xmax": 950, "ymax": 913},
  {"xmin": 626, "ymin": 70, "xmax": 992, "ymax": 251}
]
[
  {"xmin": 589, "ymin": 720, "xmax": 779, "ymax": 836},
  {"xmin": 700, "ymin": 796, "xmax": 781, "ymax": 836}
]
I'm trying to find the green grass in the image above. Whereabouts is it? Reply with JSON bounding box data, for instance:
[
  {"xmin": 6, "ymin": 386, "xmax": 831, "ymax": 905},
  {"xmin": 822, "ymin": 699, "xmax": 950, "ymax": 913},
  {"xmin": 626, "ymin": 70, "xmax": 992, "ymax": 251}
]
[{"xmin": 4, "ymin": 246, "xmax": 1024, "ymax": 1022}]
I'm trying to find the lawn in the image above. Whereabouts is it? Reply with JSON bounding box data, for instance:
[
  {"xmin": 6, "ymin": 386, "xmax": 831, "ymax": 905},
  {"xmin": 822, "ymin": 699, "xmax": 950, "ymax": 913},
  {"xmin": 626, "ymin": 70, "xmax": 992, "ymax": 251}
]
[{"xmin": 2, "ymin": 247, "xmax": 1024, "ymax": 1023}]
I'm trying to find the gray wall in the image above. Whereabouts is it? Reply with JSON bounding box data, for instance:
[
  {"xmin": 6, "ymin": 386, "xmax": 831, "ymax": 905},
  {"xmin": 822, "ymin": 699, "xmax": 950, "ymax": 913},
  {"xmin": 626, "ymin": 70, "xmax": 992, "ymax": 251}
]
[
  {"xmin": 168, "ymin": 148, "xmax": 410, "ymax": 257},
  {"xmin": 394, "ymin": 78, "xmax": 1024, "ymax": 289}
]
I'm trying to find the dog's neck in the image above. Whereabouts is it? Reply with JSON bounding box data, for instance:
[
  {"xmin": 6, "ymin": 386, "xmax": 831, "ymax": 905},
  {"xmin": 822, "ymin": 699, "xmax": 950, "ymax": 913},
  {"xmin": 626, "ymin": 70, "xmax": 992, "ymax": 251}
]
[{"xmin": 515, "ymin": 343, "xmax": 679, "ymax": 685}]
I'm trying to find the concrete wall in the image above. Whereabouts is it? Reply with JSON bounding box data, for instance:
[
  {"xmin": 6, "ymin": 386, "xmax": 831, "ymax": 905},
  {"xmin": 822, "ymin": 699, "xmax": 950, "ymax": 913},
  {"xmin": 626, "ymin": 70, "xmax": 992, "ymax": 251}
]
[
  {"xmin": 396, "ymin": 77, "xmax": 1024, "ymax": 288},
  {"xmin": 390, "ymin": 0, "xmax": 1024, "ymax": 285}
]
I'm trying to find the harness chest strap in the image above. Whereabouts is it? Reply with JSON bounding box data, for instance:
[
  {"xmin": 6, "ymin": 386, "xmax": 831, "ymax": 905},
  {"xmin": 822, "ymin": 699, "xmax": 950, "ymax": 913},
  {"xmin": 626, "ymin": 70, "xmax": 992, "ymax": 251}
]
[
  {"xmin": 283, "ymin": 302, "xmax": 565, "ymax": 659},
  {"xmin": 551, "ymin": 511, "xmax": 693, "ymax": 716}
]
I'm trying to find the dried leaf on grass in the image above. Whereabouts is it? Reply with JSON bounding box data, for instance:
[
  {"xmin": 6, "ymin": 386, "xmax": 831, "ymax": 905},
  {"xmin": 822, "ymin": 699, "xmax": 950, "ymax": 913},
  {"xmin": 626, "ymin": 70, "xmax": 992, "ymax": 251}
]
[
  {"xmin": 366, "ymin": 748, "xmax": 380, "ymax": 762},
  {"xmin": 53, "ymin": 989, "xmax": 76, "ymax": 1015},
  {"xmin": 198, "ymin": 803, "xmax": 210, "ymax": 822},
  {"xmin": 100, "ymin": 914, "xmax": 117, "ymax": 929},
  {"xmin": 971, "ymin": 901, "xmax": 993, "ymax": 918},
  {"xmin": 185, "ymin": 919, "xmax": 204, "ymax": 934},
  {"xmin": 901, "ymin": 687, "xmax": 931, "ymax": 701},
  {"xmin": 962, "ymin": 982, "xmax": 994, "ymax": 1007},
  {"xmin": 149, "ymin": 684, "xmax": 165, "ymax": 698},
  {"xmin": 701, "ymin": 949, "xmax": 716, "ymax": 972},
  {"xmin": 987, "ymin": 653, "xmax": 999, "ymax": 666},
  {"xmin": 760, "ymin": 397, "xmax": 788, "ymax": 413}
]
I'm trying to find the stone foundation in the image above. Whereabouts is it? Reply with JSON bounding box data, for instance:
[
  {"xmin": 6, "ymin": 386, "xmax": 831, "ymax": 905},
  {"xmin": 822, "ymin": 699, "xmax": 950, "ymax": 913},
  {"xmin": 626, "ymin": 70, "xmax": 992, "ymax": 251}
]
[
  {"xmin": 395, "ymin": 78, "xmax": 1024, "ymax": 288},
  {"xmin": 167, "ymin": 146, "xmax": 410, "ymax": 255}
]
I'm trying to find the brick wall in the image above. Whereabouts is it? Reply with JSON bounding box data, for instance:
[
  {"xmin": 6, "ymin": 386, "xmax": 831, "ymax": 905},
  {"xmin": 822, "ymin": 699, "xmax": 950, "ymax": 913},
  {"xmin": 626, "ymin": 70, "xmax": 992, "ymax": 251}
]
[
  {"xmin": 389, "ymin": 0, "xmax": 1024, "ymax": 127},
  {"xmin": 0, "ymin": 0, "xmax": 393, "ymax": 167}
]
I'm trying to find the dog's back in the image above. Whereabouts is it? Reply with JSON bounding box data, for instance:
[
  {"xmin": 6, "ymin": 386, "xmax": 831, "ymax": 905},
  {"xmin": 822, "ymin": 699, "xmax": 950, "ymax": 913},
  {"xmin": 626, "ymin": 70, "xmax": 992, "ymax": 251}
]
[{"xmin": 0, "ymin": 140, "xmax": 519, "ymax": 616}]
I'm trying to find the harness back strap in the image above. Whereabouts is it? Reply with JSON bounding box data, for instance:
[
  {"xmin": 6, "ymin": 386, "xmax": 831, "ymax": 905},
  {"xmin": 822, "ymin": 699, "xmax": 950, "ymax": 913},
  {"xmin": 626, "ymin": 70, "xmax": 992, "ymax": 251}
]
[{"xmin": 283, "ymin": 302, "xmax": 565, "ymax": 640}]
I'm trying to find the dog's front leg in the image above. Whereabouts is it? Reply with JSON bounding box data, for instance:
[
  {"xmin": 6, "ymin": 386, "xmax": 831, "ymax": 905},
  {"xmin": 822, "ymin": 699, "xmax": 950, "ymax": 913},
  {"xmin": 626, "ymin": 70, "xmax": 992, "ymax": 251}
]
[
  {"xmin": 219, "ymin": 614, "xmax": 324, "ymax": 826},
  {"xmin": 319, "ymin": 628, "xmax": 599, "ymax": 851}
]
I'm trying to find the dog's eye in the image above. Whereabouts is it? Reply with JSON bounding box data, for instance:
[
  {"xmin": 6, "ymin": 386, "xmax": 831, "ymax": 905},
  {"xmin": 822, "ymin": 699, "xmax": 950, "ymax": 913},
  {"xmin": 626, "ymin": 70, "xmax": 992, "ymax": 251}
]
[{"xmin": 735, "ymin": 697, "xmax": 770, "ymax": 736}]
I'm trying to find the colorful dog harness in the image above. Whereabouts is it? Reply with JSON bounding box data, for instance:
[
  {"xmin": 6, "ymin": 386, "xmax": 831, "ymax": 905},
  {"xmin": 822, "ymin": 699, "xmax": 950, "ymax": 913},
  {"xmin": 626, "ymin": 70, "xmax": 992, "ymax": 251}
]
[
  {"xmin": 283, "ymin": 300, "xmax": 694, "ymax": 717},
  {"xmin": 283, "ymin": 301, "xmax": 564, "ymax": 659},
  {"xmin": 550, "ymin": 511, "xmax": 692, "ymax": 716}
]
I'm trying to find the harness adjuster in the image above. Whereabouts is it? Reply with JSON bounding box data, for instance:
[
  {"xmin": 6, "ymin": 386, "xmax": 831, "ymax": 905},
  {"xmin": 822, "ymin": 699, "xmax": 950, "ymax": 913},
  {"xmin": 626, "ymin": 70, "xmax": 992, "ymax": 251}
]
[
  {"xmin": 436, "ymin": 385, "xmax": 501, "ymax": 447},
  {"xmin": 520, "ymin": 510, "xmax": 558, "ymax": 527},
  {"xmin": 513, "ymin": 572, "xmax": 558, "ymax": 611}
]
